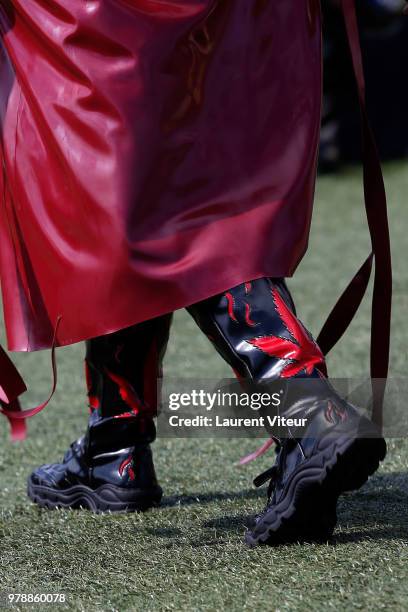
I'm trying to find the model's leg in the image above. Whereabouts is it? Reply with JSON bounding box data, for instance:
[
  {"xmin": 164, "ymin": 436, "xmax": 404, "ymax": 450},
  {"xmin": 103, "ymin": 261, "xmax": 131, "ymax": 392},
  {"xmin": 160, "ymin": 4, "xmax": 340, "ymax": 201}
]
[
  {"xmin": 27, "ymin": 314, "xmax": 172, "ymax": 512},
  {"xmin": 187, "ymin": 278, "xmax": 386, "ymax": 545}
]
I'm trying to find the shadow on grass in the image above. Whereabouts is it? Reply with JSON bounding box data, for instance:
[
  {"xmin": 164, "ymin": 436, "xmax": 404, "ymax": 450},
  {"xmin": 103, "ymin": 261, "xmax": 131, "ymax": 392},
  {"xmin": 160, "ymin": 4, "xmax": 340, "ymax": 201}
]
[
  {"xmin": 190, "ymin": 472, "xmax": 408, "ymax": 543},
  {"xmin": 162, "ymin": 471, "xmax": 407, "ymax": 506},
  {"xmin": 161, "ymin": 487, "xmax": 264, "ymax": 508}
]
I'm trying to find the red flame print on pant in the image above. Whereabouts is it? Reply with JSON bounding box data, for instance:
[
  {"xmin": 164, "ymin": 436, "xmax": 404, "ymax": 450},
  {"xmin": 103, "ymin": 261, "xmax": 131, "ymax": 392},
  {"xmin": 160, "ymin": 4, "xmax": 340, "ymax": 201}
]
[
  {"xmin": 225, "ymin": 292, "xmax": 238, "ymax": 322},
  {"xmin": 244, "ymin": 302, "xmax": 257, "ymax": 327},
  {"xmin": 247, "ymin": 287, "xmax": 327, "ymax": 378},
  {"xmin": 325, "ymin": 400, "xmax": 347, "ymax": 424},
  {"xmin": 105, "ymin": 370, "xmax": 142, "ymax": 415},
  {"xmin": 225, "ymin": 286, "xmax": 257, "ymax": 328},
  {"xmin": 84, "ymin": 362, "xmax": 100, "ymax": 411},
  {"xmin": 119, "ymin": 455, "xmax": 135, "ymax": 481}
]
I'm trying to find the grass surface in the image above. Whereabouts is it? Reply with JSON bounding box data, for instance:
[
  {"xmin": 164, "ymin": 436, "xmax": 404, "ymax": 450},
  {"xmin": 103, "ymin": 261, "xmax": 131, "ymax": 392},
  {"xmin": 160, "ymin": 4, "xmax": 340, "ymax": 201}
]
[{"xmin": 1, "ymin": 163, "xmax": 408, "ymax": 611}]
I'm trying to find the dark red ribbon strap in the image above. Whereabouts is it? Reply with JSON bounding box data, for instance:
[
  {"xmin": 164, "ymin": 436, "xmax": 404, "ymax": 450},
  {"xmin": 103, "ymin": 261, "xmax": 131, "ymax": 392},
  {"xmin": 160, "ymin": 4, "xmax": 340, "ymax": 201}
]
[
  {"xmin": 0, "ymin": 316, "xmax": 61, "ymax": 439},
  {"xmin": 0, "ymin": 344, "xmax": 27, "ymax": 403},
  {"xmin": 318, "ymin": 0, "xmax": 392, "ymax": 427},
  {"xmin": 0, "ymin": 343, "xmax": 28, "ymax": 441},
  {"xmin": 0, "ymin": 399, "xmax": 26, "ymax": 441},
  {"xmin": 0, "ymin": 347, "xmax": 28, "ymax": 440},
  {"xmin": 317, "ymin": 253, "xmax": 374, "ymax": 355}
]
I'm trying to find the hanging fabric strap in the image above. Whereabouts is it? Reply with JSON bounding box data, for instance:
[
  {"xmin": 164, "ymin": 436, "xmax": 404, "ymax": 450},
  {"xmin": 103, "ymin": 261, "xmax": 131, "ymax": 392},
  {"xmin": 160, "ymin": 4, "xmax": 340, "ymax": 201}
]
[
  {"xmin": 0, "ymin": 346, "xmax": 28, "ymax": 440},
  {"xmin": 0, "ymin": 316, "xmax": 61, "ymax": 440},
  {"xmin": 240, "ymin": 0, "xmax": 393, "ymax": 467},
  {"xmin": 0, "ymin": 344, "xmax": 27, "ymax": 403},
  {"xmin": 317, "ymin": 0, "xmax": 393, "ymax": 427}
]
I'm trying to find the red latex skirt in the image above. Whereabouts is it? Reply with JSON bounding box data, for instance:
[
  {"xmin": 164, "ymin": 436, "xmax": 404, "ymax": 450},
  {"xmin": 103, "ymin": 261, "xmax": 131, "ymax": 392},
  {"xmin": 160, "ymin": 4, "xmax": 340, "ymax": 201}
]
[{"xmin": 0, "ymin": 0, "xmax": 322, "ymax": 353}]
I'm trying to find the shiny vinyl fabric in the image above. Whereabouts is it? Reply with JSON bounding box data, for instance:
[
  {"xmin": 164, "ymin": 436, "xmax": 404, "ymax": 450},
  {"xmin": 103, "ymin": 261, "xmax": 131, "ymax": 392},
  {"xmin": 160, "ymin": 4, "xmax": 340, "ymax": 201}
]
[{"xmin": 0, "ymin": 0, "xmax": 322, "ymax": 352}]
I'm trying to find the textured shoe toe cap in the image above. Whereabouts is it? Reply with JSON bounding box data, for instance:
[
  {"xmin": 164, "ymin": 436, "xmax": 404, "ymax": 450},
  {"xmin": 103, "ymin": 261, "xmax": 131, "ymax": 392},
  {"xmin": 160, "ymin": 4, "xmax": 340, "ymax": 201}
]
[{"xmin": 30, "ymin": 463, "xmax": 64, "ymax": 487}]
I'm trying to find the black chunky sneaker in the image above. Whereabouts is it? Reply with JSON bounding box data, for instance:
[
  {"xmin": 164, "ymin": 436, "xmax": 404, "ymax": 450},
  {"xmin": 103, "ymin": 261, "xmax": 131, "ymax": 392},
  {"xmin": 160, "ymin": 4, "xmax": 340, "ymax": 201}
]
[
  {"xmin": 27, "ymin": 417, "xmax": 162, "ymax": 512},
  {"xmin": 27, "ymin": 315, "xmax": 172, "ymax": 512},
  {"xmin": 244, "ymin": 379, "xmax": 386, "ymax": 546},
  {"xmin": 188, "ymin": 277, "xmax": 386, "ymax": 544}
]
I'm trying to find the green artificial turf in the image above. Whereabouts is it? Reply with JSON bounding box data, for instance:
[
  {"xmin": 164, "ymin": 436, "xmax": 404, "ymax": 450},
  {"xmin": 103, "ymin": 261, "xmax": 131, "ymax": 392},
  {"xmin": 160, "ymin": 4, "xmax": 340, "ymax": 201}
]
[{"xmin": 0, "ymin": 163, "xmax": 407, "ymax": 611}]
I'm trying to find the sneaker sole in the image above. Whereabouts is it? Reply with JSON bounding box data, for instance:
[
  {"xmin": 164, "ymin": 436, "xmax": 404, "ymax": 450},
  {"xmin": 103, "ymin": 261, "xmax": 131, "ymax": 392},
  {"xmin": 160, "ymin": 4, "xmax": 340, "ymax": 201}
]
[
  {"xmin": 27, "ymin": 476, "xmax": 163, "ymax": 513},
  {"xmin": 245, "ymin": 423, "xmax": 386, "ymax": 547}
]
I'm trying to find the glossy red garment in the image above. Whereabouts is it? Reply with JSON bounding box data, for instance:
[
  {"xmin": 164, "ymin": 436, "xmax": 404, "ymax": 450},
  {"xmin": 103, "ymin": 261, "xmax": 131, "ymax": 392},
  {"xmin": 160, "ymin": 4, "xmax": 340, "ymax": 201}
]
[{"xmin": 0, "ymin": 0, "xmax": 322, "ymax": 353}]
